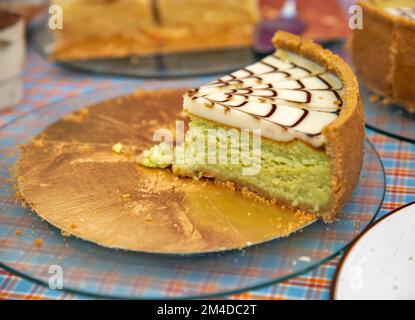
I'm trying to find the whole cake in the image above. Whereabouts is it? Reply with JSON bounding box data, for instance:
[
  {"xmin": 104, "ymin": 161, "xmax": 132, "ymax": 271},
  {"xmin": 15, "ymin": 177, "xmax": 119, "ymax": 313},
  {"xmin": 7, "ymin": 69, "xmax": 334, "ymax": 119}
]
[
  {"xmin": 51, "ymin": 0, "xmax": 259, "ymax": 60},
  {"xmin": 140, "ymin": 32, "xmax": 365, "ymax": 222},
  {"xmin": 0, "ymin": 10, "xmax": 25, "ymax": 110},
  {"xmin": 351, "ymin": 0, "xmax": 415, "ymax": 112}
]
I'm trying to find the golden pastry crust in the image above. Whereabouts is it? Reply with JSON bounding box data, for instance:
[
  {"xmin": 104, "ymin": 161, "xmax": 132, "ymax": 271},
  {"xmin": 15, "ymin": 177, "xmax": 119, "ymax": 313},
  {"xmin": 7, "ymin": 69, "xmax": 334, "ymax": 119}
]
[
  {"xmin": 51, "ymin": 0, "xmax": 259, "ymax": 60},
  {"xmin": 351, "ymin": 1, "xmax": 415, "ymax": 113},
  {"xmin": 392, "ymin": 17, "xmax": 415, "ymax": 111},
  {"xmin": 351, "ymin": 1, "xmax": 395, "ymax": 96},
  {"xmin": 273, "ymin": 32, "xmax": 365, "ymax": 222}
]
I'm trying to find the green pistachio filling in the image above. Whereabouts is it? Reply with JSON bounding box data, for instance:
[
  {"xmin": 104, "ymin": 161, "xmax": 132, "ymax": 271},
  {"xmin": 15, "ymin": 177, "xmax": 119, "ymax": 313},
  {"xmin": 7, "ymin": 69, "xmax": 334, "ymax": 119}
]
[{"xmin": 138, "ymin": 116, "xmax": 332, "ymax": 211}]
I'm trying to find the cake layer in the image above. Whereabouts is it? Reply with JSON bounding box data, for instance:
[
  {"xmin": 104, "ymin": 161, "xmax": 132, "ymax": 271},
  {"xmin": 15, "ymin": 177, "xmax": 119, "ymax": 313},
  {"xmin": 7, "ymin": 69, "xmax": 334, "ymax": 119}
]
[
  {"xmin": 172, "ymin": 117, "xmax": 332, "ymax": 212},
  {"xmin": 184, "ymin": 50, "xmax": 344, "ymax": 148},
  {"xmin": 51, "ymin": 0, "xmax": 259, "ymax": 60}
]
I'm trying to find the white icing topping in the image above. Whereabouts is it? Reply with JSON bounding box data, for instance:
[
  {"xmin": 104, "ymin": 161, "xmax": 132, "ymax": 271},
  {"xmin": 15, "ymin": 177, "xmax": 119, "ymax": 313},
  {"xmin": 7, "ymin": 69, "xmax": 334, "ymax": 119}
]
[
  {"xmin": 385, "ymin": 7, "xmax": 415, "ymax": 20},
  {"xmin": 184, "ymin": 50, "xmax": 344, "ymax": 148}
]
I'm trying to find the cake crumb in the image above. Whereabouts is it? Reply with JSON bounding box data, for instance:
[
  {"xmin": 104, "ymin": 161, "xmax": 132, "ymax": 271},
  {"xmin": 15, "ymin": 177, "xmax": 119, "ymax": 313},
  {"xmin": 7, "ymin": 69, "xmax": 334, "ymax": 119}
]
[
  {"xmin": 15, "ymin": 190, "xmax": 24, "ymax": 202},
  {"xmin": 370, "ymin": 95, "xmax": 380, "ymax": 103},
  {"xmin": 298, "ymin": 256, "xmax": 311, "ymax": 262},
  {"xmin": 70, "ymin": 223, "xmax": 77, "ymax": 229},
  {"xmin": 34, "ymin": 239, "xmax": 43, "ymax": 248},
  {"xmin": 224, "ymin": 181, "xmax": 236, "ymax": 191},
  {"xmin": 63, "ymin": 109, "xmax": 89, "ymax": 123},
  {"xmin": 137, "ymin": 142, "xmax": 173, "ymax": 169},
  {"xmin": 15, "ymin": 229, "xmax": 22, "ymax": 236},
  {"xmin": 61, "ymin": 230, "xmax": 71, "ymax": 237},
  {"xmin": 121, "ymin": 193, "xmax": 131, "ymax": 201},
  {"xmin": 112, "ymin": 143, "xmax": 123, "ymax": 154},
  {"xmin": 33, "ymin": 139, "xmax": 45, "ymax": 147}
]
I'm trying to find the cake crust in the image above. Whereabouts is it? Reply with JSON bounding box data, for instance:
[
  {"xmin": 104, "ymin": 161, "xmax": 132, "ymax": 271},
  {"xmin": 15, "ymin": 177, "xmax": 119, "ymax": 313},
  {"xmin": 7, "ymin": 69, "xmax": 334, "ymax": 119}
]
[
  {"xmin": 51, "ymin": 0, "xmax": 259, "ymax": 60},
  {"xmin": 272, "ymin": 32, "xmax": 365, "ymax": 222},
  {"xmin": 351, "ymin": 1, "xmax": 415, "ymax": 112}
]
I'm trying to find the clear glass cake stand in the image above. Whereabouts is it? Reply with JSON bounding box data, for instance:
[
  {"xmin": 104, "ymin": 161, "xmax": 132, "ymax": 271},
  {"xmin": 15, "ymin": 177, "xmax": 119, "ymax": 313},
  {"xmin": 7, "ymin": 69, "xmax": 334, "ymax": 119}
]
[{"xmin": 0, "ymin": 86, "xmax": 385, "ymax": 299}]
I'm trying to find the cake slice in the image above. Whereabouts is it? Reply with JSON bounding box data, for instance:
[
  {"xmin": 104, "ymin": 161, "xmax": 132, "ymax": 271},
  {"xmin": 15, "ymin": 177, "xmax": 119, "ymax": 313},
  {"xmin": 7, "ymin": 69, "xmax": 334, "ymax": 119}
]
[
  {"xmin": 140, "ymin": 32, "xmax": 365, "ymax": 222},
  {"xmin": 351, "ymin": 0, "xmax": 415, "ymax": 112},
  {"xmin": 51, "ymin": 0, "xmax": 259, "ymax": 60}
]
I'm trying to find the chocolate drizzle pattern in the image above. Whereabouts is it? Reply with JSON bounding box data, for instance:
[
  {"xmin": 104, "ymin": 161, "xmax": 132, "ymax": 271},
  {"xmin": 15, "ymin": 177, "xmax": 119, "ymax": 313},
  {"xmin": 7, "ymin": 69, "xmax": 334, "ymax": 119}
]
[
  {"xmin": 386, "ymin": 7, "xmax": 415, "ymax": 20},
  {"xmin": 185, "ymin": 51, "xmax": 344, "ymax": 140}
]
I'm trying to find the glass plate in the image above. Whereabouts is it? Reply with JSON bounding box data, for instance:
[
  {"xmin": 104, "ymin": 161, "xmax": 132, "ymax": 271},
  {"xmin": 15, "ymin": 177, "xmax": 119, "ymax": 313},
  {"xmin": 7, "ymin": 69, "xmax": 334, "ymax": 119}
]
[
  {"xmin": 0, "ymin": 87, "xmax": 385, "ymax": 299},
  {"xmin": 30, "ymin": 25, "xmax": 344, "ymax": 79},
  {"xmin": 360, "ymin": 84, "xmax": 415, "ymax": 143}
]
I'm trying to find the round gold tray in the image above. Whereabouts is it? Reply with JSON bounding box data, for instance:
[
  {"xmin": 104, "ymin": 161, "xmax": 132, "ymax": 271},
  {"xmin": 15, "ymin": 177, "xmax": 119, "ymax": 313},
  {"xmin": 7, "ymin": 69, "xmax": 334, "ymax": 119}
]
[{"xmin": 16, "ymin": 89, "xmax": 315, "ymax": 254}]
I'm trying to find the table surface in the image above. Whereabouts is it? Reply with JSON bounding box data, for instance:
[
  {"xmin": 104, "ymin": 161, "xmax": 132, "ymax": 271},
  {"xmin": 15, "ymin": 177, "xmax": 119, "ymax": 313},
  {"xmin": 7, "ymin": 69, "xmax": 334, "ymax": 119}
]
[{"xmin": 0, "ymin": 49, "xmax": 414, "ymax": 300}]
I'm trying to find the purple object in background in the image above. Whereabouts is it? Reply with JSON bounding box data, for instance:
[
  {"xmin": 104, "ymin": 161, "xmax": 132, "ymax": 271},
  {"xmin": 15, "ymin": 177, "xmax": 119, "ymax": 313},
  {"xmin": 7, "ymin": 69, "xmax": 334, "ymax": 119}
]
[
  {"xmin": 254, "ymin": 0, "xmax": 307, "ymax": 53},
  {"xmin": 337, "ymin": 0, "xmax": 357, "ymax": 12}
]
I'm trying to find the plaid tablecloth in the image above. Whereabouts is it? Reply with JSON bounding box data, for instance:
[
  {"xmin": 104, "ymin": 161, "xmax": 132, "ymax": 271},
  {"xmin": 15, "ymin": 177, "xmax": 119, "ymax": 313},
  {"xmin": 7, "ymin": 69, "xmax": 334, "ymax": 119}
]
[{"xmin": 0, "ymin": 49, "xmax": 414, "ymax": 300}]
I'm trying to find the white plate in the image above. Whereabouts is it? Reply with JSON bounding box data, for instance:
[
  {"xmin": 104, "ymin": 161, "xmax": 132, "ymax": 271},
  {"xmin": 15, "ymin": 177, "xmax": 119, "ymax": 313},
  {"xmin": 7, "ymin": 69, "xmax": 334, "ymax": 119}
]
[{"xmin": 332, "ymin": 202, "xmax": 415, "ymax": 300}]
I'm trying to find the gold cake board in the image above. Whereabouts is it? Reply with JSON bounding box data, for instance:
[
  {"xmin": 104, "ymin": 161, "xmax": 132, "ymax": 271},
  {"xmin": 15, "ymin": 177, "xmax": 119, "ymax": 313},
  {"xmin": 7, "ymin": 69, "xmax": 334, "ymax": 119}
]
[{"xmin": 16, "ymin": 89, "xmax": 315, "ymax": 255}]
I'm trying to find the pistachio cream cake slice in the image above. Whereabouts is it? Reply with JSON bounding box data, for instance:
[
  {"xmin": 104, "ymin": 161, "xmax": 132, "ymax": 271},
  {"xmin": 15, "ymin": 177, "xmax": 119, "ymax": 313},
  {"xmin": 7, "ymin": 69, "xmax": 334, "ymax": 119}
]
[{"xmin": 140, "ymin": 32, "xmax": 365, "ymax": 222}]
